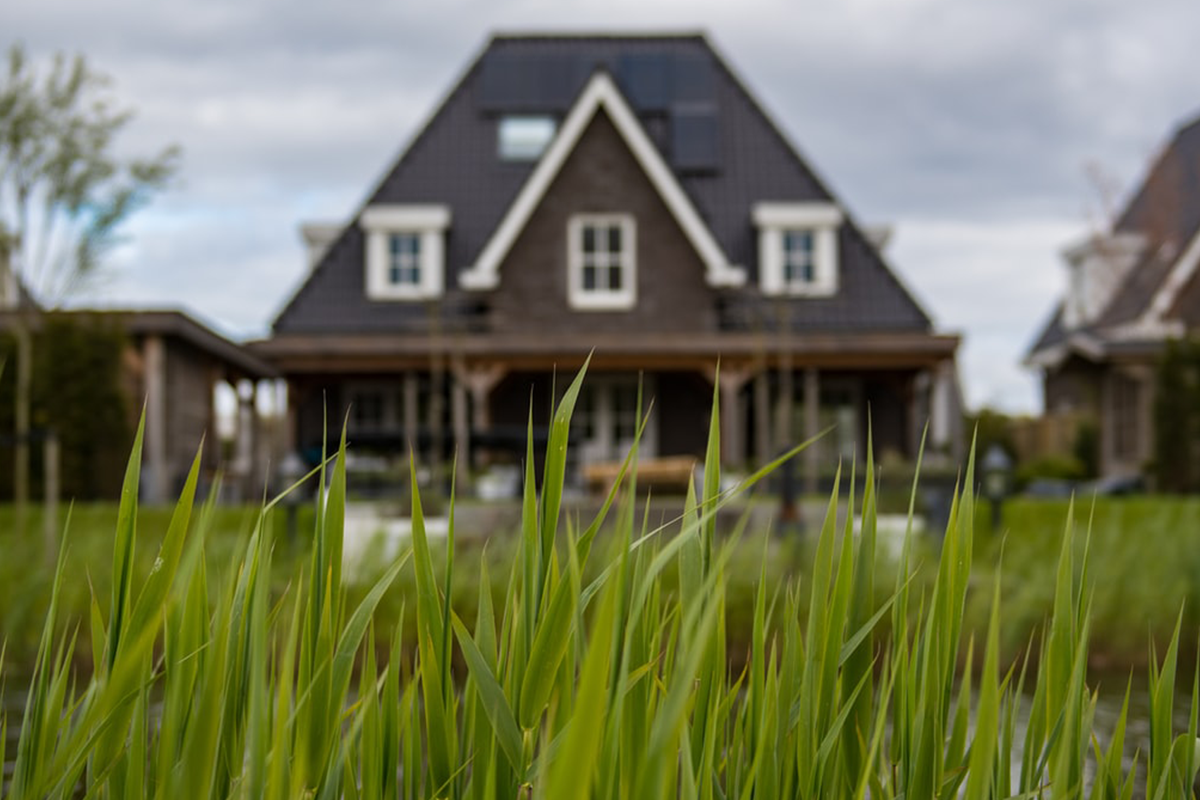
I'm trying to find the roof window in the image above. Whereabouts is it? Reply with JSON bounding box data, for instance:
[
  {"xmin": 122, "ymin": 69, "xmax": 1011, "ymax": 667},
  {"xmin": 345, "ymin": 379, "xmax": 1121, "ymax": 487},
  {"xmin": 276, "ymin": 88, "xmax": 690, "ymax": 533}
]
[{"xmin": 498, "ymin": 116, "xmax": 556, "ymax": 161}]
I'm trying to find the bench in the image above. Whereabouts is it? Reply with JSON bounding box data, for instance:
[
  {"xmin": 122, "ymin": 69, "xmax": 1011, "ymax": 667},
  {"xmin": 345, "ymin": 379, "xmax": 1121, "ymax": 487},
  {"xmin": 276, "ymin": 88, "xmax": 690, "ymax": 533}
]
[{"xmin": 582, "ymin": 455, "xmax": 698, "ymax": 495}]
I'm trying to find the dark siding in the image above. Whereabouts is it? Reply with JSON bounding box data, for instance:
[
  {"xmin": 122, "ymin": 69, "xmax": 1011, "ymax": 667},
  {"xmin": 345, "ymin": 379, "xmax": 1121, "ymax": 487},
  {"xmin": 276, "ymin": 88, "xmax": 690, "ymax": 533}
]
[
  {"xmin": 655, "ymin": 372, "xmax": 713, "ymax": 457},
  {"xmin": 1043, "ymin": 357, "xmax": 1104, "ymax": 417},
  {"xmin": 164, "ymin": 341, "xmax": 217, "ymax": 493},
  {"xmin": 489, "ymin": 111, "xmax": 717, "ymax": 335}
]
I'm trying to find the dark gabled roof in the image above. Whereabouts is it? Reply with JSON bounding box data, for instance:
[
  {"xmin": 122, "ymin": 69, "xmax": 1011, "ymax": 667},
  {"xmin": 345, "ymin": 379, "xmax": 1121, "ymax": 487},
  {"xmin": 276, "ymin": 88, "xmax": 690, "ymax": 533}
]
[
  {"xmin": 1115, "ymin": 114, "xmax": 1200, "ymax": 248},
  {"xmin": 1080, "ymin": 113, "xmax": 1200, "ymax": 336},
  {"xmin": 1026, "ymin": 302, "xmax": 1067, "ymax": 358},
  {"xmin": 274, "ymin": 33, "xmax": 932, "ymax": 335},
  {"xmin": 1030, "ymin": 112, "xmax": 1200, "ymax": 363},
  {"xmin": 1093, "ymin": 248, "xmax": 1173, "ymax": 328}
]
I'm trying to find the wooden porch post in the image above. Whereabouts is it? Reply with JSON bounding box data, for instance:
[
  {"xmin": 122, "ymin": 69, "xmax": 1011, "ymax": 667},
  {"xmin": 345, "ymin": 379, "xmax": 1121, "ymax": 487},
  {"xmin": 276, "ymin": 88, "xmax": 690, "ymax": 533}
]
[
  {"xmin": 451, "ymin": 375, "xmax": 469, "ymax": 489},
  {"xmin": 754, "ymin": 367, "xmax": 771, "ymax": 467},
  {"xmin": 803, "ymin": 367, "xmax": 820, "ymax": 497},
  {"xmin": 144, "ymin": 334, "xmax": 168, "ymax": 504},
  {"xmin": 403, "ymin": 372, "xmax": 420, "ymax": 460},
  {"xmin": 716, "ymin": 367, "xmax": 752, "ymax": 469},
  {"xmin": 452, "ymin": 362, "xmax": 506, "ymax": 473}
]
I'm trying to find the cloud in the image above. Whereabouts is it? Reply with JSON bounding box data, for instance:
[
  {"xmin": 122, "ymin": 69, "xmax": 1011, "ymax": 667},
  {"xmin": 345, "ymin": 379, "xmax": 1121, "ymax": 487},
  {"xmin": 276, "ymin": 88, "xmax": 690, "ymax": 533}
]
[{"xmin": 10, "ymin": 0, "xmax": 1200, "ymax": 413}]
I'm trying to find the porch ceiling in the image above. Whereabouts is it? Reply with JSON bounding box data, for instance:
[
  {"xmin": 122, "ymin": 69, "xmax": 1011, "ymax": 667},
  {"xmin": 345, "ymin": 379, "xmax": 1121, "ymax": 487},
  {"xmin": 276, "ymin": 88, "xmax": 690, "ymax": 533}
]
[{"xmin": 251, "ymin": 330, "xmax": 960, "ymax": 373}]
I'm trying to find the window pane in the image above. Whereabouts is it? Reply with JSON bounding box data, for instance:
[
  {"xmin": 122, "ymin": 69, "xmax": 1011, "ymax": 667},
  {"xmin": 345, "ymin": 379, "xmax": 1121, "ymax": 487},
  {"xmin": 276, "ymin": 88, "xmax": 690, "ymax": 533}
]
[
  {"xmin": 582, "ymin": 226, "xmax": 595, "ymax": 253},
  {"xmin": 498, "ymin": 116, "xmax": 557, "ymax": 161},
  {"xmin": 608, "ymin": 265, "xmax": 623, "ymax": 291},
  {"xmin": 608, "ymin": 225, "xmax": 622, "ymax": 254},
  {"xmin": 784, "ymin": 230, "xmax": 813, "ymax": 255},
  {"xmin": 583, "ymin": 265, "xmax": 597, "ymax": 290},
  {"xmin": 390, "ymin": 233, "xmax": 421, "ymax": 259},
  {"xmin": 389, "ymin": 266, "xmax": 402, "ymax": 285}
]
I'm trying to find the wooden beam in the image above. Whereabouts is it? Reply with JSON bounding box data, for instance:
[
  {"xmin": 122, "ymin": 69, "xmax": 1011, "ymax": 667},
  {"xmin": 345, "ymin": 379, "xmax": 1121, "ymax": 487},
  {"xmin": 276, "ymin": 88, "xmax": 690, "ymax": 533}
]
[
  {"xmin": 144, "ymin": 334, "xmax": 168, "ymax": 504},
  {"xmin": 804, "ymin": 367, "xmax": 820, "ymax": 496}
]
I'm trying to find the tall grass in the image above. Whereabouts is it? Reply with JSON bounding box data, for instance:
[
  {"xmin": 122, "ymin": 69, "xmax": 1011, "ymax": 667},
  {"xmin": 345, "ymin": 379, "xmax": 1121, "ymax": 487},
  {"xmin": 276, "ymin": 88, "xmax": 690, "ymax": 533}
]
[{"xmin": 2, "ymin": 363, "xmax": 1198, "ymax": 798}]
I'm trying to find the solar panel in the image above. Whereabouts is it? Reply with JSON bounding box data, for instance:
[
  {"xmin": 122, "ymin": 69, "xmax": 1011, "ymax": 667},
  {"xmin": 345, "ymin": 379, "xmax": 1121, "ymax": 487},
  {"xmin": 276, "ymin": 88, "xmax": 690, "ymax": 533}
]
[
  {"xmin": 671, "ymin": 105, "xmax": 719, "ymax": 171},
  {"xmin": 479, "ymin": 53, "xmax": 586, "ymax": 112},
  {"xmin": 617, "ymin": 54, "xmax": 671, "ymax": 111},
  {"xmin": 671, "ymin": 54, "xmax": 716, "ymax": 105}
]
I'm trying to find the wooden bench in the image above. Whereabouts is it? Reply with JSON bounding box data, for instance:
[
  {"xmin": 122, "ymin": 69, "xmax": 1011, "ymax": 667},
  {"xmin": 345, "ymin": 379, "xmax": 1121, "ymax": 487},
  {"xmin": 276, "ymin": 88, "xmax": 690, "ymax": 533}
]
[{"xmin": 583, "ymin": 455, "xmax": 698, "ymax": 495}]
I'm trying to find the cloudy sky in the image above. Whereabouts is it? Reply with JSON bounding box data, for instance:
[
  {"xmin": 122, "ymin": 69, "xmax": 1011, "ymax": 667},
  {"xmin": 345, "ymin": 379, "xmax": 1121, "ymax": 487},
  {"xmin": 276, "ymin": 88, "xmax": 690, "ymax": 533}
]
[{"xmin": 6, "ymin": 0, "xmax": 1200, "ymax": 413}]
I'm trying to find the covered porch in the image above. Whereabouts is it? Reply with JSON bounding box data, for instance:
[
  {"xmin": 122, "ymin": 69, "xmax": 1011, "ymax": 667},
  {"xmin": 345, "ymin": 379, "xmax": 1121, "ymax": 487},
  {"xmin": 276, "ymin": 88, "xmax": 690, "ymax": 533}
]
[{"xmin": 261, "ymin": 330, "xmax": 962, "ymax": 497}]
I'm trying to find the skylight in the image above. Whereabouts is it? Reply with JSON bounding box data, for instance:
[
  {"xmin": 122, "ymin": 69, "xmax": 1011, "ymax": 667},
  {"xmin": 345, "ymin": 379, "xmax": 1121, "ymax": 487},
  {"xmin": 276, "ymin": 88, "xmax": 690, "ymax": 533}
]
[{"xmin": 498, "ymin": 116, "xmax": 556, "ymax": 161}]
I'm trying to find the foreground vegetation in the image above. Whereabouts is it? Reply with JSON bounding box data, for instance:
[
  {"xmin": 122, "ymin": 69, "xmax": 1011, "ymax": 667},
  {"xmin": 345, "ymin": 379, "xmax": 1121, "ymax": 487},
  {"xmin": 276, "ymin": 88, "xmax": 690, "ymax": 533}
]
[{"xmin": 3, "ymin": 367, "xmax": 1200, "ymax": 798}]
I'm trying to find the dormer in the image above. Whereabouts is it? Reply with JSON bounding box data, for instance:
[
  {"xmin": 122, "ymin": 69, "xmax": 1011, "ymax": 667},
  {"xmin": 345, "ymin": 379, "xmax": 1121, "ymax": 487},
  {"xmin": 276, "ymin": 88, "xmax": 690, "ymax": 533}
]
[
  {"xmin": 752, "ymin": 202, "xmax": 843, "ymax": 297},
  {"xmin": 360, "ymin": 205, "xmax": 452, "ymax": 301},
  {"xmin": 1061, "ymin": 232, "xmax": 1146, "ymax": 329}
]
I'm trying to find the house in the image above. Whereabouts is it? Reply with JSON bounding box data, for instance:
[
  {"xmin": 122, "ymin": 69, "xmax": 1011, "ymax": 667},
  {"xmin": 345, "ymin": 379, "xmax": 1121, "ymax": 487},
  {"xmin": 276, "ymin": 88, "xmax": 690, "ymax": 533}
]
[
  {"xmin": 1, "ymin": 308, "xmax": 277, "ymax": 502},
  {"xmin": 1026, "ymin": 113, "xmax": 1200, "ymax": 479},
  {"xmin": 255, "ymin": 33, "xmax": 963, "ymax": 490}
]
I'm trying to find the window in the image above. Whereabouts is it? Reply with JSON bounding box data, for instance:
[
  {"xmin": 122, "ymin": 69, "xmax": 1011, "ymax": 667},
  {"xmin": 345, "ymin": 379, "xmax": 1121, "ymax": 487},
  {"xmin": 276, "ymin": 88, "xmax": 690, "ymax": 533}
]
[
  {"xmin": 387, "ymin": 233, "xmax": 422, "ymax": 288},
  {"xmin": 498, "ymin": 116, "xmax": 556, "ymax": 161},
  {"xmin": 781, "ymin": 230, "xmax": 816, "ymax": 289},
  {"xmin": 568, "ymin": 375, "xmax": 657, "ymax": 466},
  {"xmin": 752, "ymin": 202, "xmax": 842, "ymax": 297},
  {"xmin": 360, "ymin": 205, "xmax": 451, "ymax": 300},
  {"xmin": 568, "ymin": 214, "xmax": 636, "ymax": 310},
  {"xmin": 350, "ymin": 389, "xmax": 387, "ymax": 432}
]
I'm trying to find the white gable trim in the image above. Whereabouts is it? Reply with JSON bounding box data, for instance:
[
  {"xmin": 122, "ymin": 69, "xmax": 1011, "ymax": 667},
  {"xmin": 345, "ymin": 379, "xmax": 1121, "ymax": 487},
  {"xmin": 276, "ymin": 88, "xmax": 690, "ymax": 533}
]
[
  {"xmin": 459, "ymin": 71, "xmax": 745, "ymax": 291},
  {"xmin": 1025, "ymin": 332, "xmax": 1107, "ymax": 369},
  {"xmin": 1141, "ymin": 227, "xmax": 1200, "ymax": 327}
]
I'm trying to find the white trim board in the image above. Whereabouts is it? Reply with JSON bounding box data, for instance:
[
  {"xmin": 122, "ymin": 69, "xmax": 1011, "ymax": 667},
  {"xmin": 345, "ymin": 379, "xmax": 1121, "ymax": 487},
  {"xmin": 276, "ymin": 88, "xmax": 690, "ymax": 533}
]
[
  {"xmin": 1141, "ymin": 227, "xmax": 1200, "ymax": 327},
  {"xmin": 459, "ymin": 71, "xmax": 745, "ymax": 291}
]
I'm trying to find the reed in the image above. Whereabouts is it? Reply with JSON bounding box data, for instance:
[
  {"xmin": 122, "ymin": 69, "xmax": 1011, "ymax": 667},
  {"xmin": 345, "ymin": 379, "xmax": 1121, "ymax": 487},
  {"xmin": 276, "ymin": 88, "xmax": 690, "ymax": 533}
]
[{"xmin": 2, "ymin": 362, "xmax": 1197, "ymax": 799}]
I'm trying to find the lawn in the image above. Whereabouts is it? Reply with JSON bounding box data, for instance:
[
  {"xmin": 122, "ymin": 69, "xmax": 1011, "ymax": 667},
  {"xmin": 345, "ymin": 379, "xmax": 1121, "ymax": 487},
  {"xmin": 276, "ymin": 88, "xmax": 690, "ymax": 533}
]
[
  {"xmin": 2, "ymin": 493, "xmax": 1199, "ymax": 678},
  {"xmin": 2, "ymin": 369, "xmax": 1200, "ymax": 797}
]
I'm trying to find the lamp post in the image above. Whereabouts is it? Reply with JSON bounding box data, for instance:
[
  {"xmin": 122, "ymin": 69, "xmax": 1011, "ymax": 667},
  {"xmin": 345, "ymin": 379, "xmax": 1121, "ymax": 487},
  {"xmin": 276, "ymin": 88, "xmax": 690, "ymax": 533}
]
[
  {"xmin": 279, "ymin": 450, "xmax": 310, "ymax": 544},
  {"xmin": 982, "ymin": 444, "xmax": 1013, "ymax": 534}
]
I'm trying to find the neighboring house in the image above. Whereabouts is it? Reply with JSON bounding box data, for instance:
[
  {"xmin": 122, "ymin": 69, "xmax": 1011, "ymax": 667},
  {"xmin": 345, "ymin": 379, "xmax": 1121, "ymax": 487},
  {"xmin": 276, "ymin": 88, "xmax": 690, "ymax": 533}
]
[
  {"xmin": 1027, "ymin": 113, "xmax": 1200, "ymax": 478},
  {"xmin": 111, "ymin": 310, "xmax": 278, "ymax": 501},
  {"xmin": 256, "ymin": 33, "xmax": 962, "ymax": 489},
  {"xmin": 2, "ymin": 308, "xmax": 277, "ymax": 502}
]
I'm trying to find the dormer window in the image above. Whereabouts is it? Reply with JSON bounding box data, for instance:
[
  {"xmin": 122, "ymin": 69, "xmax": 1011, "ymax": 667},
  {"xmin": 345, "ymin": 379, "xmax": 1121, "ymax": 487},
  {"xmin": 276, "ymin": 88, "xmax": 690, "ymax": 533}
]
[
  {"xmin": 360, "ymin": 205, "xmax": 451, "ymax": 301},
  {"xmin": 782, "ymin": 230, "xmax": 816, "ymax": 289},
  {"xmin": 387, "ymin": 233, "xmax": 422, "ymax": 288},
  {"xmin": 753, "ymin": 202, "xmax": 842, "ymax": 297},
  {"xmin": 568, "ymin": 213, "xmax": 636, "ymax": 310},
  {"xmin": 498, "ymin": 116, "xmax": 556, "ymax": 161}
]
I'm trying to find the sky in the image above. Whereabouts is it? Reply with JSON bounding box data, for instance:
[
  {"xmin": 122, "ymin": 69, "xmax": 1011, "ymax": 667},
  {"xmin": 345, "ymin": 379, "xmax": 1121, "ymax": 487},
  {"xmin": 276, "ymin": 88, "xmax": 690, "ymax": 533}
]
[{"xmin": 5, "ymin": 0, "xmax": 1200, "ymax": 414}]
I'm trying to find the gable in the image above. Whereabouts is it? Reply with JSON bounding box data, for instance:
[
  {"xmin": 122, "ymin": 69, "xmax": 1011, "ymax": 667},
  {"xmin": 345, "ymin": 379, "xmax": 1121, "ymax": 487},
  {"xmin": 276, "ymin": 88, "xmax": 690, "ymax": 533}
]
[
  {"xmin": 459, "ymin": 70, "xmax": 743, "ymax": 290},
  {"xmin": 273, "ymin": 33, "xmax": 934, "ymax": 336},
  {"xmin": 487, "ymin": 109, "xmax": 717, "ymax": 335}
]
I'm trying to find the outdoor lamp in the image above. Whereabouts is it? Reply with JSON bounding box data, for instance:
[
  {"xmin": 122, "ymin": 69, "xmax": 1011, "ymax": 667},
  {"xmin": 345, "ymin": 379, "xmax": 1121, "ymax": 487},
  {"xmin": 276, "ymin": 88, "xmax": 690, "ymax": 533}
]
[
  {"xmin": 981, "ymin": 444, "xmax": 1013, "ymax": 532},
  {"xmin": 279, "ymin": 450, "xmax": 309, "ymax": 543}
]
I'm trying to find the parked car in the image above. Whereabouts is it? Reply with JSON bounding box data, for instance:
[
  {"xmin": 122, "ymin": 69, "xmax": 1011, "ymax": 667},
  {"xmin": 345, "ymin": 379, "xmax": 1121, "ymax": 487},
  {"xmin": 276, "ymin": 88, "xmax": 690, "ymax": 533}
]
[{"xmin": 1084, "ymin": 474, "xmax": 1145, "ymax": 496}]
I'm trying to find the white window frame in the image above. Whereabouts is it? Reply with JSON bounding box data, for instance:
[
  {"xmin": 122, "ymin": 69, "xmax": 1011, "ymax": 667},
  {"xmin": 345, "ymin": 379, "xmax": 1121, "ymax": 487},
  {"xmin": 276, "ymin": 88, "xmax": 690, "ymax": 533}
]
[
  {"xmin": 361, "ymin": 204, "xmax": 451, "ymax": 301},
  {"xmin": 752, "ymin": 202, "xmax": 842, "ymax": 297},
  {"xmin": 567, "ymin": 213, "xmax": 637, "ymax": 310}
]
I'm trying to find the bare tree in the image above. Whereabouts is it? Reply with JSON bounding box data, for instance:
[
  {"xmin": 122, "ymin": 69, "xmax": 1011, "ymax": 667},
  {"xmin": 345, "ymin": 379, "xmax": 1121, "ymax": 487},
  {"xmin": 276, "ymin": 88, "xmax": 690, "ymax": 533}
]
[{"xmin": 0, "ymin": 43, "xmax": 179, "ymax": 531}]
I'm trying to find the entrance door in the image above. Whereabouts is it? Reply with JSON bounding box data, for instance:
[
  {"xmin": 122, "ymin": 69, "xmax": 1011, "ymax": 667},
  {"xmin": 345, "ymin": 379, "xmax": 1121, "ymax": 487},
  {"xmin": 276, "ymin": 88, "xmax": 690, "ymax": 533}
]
[{"xmin": 570, "ymin": 375, "xmax": 657, "ymax": 467}]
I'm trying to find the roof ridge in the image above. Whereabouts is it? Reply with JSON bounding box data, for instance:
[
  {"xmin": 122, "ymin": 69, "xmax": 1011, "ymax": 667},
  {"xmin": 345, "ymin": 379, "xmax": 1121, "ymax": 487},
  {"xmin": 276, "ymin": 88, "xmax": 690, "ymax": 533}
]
[{"xmin": 490, "ymin": 31, "xmax": 708, "ymax": 41}]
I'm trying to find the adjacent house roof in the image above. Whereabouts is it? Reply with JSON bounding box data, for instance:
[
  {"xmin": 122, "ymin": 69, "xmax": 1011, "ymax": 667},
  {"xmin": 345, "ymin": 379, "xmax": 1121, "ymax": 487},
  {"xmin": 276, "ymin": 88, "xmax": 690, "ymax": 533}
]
[
  {"xmin": 1028, "ymin": 111, "xmax": 1200, "ymax": 365},
  {"xmin": 273, "ymin": 33, "xmax": 933, "ymax": 336}
]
